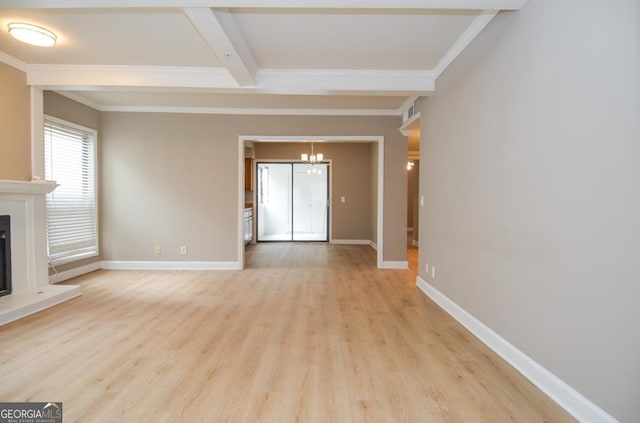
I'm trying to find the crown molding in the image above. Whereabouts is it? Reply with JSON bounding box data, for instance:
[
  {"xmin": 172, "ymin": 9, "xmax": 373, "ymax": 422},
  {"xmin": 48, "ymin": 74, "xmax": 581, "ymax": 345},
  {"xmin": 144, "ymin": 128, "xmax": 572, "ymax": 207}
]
[
  {"xmin": 0, "ymin": 0, "xmax": 529, "ymax": 11},
  {"xmin": 0, "ymin": 51, "xmax": 27, "ymax": 72},
  {"xmin": 433, "ymin": 9, "xmax": 499, "ymax": 79}
]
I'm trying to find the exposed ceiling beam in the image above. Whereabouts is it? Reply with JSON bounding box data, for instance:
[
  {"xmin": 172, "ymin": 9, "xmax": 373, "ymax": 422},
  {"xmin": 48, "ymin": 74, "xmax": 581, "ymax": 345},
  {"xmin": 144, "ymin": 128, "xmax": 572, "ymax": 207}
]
[
  {"xmin": 51, "ymin": 91, "xmax": 405, "ymax": 116},
  {"xmin": 255, "ymin": 69, "xmax": 434, "ymax": 96},
  {"xmin": 0, "ymin": 0, "xmax": 528, "ymax": 10},
  {"xmin": 25, "ymin": 65, "xmax": 434, "ymax": 97},
  {"xmin": 184, "ymin": 8, "xmax": 257, "ymax": 86},
  {"xmin": 98, "ymin": 106, "xmax": 402, "ymax": 116},
  {"xmin": 26, "ymin": 65, "xmax": 238, "ymax": 90}
]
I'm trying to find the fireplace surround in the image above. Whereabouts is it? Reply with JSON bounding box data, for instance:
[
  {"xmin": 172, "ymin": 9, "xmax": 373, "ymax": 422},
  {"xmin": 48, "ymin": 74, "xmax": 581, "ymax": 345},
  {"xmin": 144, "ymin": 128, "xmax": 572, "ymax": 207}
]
[
  {"xmin": 0, "ymin": 215, "xmax": 11, "ymax": 297},
  {"xmin": 0, "ymin": 180, "xmax": 81, "ymax": 326}
]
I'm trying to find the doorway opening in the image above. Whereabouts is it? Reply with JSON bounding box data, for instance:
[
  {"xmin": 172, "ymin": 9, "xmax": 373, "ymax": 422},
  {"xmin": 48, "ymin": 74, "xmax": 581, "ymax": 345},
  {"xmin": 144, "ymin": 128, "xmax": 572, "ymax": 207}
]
[
  {"xmin": 256, "ymin": 162, "xmax": 330, "ymax": 242},
  {"xmin": 237, "ymin": 136, "xmax": 385, "ymax": 270},
  {"xmin": 405, "ymin": 114, "xmax": 421, "ymax": 272}
]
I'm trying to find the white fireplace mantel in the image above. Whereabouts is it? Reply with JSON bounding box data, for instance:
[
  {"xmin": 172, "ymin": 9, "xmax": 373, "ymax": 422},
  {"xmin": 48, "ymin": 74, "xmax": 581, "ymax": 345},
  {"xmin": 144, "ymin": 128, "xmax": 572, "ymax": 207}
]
[
  {"xmin": 0, "ymin": 179, "xmax": 57, "ymax": 195},
  {"xmin": 0, "ymin": 179, "xmax": 81, "ymax": 326}
]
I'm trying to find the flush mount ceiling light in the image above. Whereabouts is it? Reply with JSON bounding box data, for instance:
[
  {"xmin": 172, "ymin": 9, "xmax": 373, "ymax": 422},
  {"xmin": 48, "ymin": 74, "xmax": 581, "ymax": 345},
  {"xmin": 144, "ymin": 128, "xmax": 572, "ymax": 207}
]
[{"xmin": 8, "ymin": 22, "xmax": 57, "ymax": 47}]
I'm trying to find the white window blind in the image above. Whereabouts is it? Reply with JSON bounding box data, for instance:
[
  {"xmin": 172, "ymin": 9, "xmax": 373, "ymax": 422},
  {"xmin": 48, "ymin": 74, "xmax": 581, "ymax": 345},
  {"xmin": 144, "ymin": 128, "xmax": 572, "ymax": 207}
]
[{"xmin": 44, "ymin": 117, "xmax": 98, "ymax": 266}]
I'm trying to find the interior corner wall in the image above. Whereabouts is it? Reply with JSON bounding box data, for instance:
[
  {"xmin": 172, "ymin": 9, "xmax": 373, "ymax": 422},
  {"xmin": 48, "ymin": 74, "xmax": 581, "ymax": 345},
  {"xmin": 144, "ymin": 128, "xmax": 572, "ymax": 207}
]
[
  {"xmin": 416, "ymin": 0, "xmax": 640, "ymax": 421},
  {"xmin": 99, "ymin": 113, "xmax": 406, "ymax": 263},
  {"xmin": 253, "ymin": 142, "xmax": 373, "ymax": 241},
  {"xmin": 43, "ymin": 91, "xmax": 103, "ymax": 274},
  {"xmin": 0, "ymin": 62, "xmax": 31, "ymax": 181}
]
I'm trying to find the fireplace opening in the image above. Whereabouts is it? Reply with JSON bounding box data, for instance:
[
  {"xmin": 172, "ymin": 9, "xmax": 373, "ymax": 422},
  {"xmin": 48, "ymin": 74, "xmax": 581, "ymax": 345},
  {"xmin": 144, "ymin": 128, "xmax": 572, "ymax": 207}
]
[{"xmin": 0, "ymin": 215, "xmax": 11, "ymax": 297}]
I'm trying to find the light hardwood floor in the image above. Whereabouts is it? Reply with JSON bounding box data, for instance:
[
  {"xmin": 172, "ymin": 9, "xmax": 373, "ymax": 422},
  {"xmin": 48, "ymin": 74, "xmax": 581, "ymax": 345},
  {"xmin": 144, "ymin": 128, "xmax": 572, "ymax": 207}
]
[{"xmin": 0, "ymin": 243, "xmax": 573, "ymax": 422}]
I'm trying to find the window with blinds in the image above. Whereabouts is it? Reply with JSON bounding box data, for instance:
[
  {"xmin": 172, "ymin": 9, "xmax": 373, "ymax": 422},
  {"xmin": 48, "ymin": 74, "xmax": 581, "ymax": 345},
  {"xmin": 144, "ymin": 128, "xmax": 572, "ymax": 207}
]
[{"xmin": 44, "ymin": 116, "xmax": 98, "ymax": 266}]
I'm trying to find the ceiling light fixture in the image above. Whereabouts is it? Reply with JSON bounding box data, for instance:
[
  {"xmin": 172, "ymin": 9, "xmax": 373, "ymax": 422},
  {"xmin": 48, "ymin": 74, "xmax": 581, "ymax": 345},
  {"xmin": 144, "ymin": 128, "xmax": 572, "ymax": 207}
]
[
  {"xmin": 301, "ymin": 142, "xmax": 324, "ymax": 164},
  {"xmin": 407, "ymin": 161, "xmax": 415, "ymax": 170},
  {"xmin": 8, "ymin": 22, "xmax": 57, "ymax": 47}
]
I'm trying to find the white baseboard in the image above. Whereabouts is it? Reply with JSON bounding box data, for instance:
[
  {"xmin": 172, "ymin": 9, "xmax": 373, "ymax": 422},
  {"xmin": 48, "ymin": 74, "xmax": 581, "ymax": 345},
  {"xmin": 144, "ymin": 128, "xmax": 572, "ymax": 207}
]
[
  {"xmin": 416, "ymin": 276, "xmax": 618, "ymax": 423},
  {"xmin": 331, "ymin": 239, "xmax": 379, "ymax": 252},
  {"xmin": 330, "ymin": 239, "xmax": 370, "ymax": 245},
  {"xmin": 412, "ymin": 239, "xmax": 419, "ymax": 247},
  {"xmin": 49, "ymin": 261, "xmax": 102, "ymax": 284},
  {"xmin": 101, "ymin": 261, "xmax": 241, "ymax": 271},
  {"xmin": 381, "ymin": 261, "xmax": 408, "ymax": 269}
]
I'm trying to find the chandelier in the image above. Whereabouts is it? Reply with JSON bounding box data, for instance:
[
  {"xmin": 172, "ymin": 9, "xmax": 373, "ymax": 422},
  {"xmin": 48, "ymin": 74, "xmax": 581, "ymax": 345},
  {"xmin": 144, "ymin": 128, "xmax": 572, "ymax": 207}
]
[{"xmin": 301, "ymin": 142, "xmax": 323, "ymax": 163}]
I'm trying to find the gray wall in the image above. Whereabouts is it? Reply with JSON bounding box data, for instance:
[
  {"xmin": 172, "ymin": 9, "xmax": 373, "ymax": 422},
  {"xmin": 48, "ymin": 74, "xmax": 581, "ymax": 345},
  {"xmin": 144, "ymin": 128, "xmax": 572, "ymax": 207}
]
[
  {"xmin": 254, "ymin": 142, "xmax": 374, "ymax": 241},
  {"xmin": 100, "ymin": 113, "xmax": 407, "ymax": 262},
  {"xmin": 417, "ymin": 1, "xmax": 639, "ymax": 421},
  {"xmin": 44, "ymin": 91, "xmax": 100, "ymax": 131}
]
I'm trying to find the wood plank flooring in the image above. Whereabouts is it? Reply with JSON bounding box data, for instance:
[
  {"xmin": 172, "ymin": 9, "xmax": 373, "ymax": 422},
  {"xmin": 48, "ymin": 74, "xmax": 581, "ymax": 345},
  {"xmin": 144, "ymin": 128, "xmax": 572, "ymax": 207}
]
[{"xmin": 0, "ymin": 243, "xmax": 574, "ymax": 422}]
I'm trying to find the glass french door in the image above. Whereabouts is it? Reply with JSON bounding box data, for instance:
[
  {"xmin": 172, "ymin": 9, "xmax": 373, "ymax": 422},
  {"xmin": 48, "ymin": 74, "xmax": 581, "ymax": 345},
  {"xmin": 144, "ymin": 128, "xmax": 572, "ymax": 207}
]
[{"xmin": 256, "ymin": 162, "xmax": 329, "ymax": 242}]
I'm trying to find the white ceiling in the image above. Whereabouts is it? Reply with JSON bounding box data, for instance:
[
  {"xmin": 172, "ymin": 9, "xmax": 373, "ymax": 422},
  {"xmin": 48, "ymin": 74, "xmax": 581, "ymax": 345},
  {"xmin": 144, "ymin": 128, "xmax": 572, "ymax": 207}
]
[
  {"xmin": 0, "ymin": 1, "xmax": 528, "ymax": 116},
  {"xmin": 230, "ymin": 10, "xmax": 477, "ymax": 70}
]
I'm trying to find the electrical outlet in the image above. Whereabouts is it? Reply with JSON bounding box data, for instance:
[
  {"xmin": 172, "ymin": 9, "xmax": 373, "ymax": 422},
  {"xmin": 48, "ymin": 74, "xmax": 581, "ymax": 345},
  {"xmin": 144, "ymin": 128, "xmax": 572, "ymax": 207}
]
[
  {"xmin": 180, "ymin": 246, "xmax": 188, "ymax": 255},
  {"xmin": 154, "ymin": 246, "xmax": 161, "ymax": 255},
  {"xmin": 341, "ymin": 196, "xmax": 346, "ymax": 203},
  {"xmin": 431, "ymin": 266, "xmax": 436, "ymax": 279}
]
